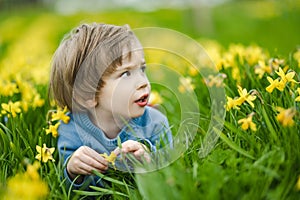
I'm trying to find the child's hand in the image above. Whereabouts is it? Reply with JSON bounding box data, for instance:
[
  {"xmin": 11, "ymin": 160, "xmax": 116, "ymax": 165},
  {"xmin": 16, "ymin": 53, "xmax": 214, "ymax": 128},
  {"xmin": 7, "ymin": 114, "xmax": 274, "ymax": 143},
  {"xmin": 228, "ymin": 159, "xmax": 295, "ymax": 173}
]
[
  {"xmin": 113, "ymin": 140, "xmax": 151, "ymax": 163},
  {"xmin": 67, "ymin": 146, "xmax": 109, "ymax": 182}
]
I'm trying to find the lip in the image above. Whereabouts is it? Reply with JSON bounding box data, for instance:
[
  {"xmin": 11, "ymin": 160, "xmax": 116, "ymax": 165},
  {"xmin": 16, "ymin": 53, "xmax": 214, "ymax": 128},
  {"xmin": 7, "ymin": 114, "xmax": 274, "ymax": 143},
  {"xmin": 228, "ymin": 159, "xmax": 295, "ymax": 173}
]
[{"xmin": 134, "ymin": 93, "xmax": 149, "ymax": 107}]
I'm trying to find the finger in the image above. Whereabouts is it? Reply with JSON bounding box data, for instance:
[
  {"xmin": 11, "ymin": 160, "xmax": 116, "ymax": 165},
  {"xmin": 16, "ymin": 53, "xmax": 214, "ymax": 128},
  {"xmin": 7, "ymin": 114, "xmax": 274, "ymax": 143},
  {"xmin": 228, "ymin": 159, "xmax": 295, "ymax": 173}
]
[
  {"xmin": 74, "ymin": 150, "xmax": 108, "ymax": 171},
  {"xmin": 143, "ymin": 153, "xmax": 151, "ymax": 163},
  {"xmin": 84, "ymin": 155, "xmax": 109, "ymax": 171},
  {"xmin": 113, "ymin": 147, "xmax": 121, "ymax": 156},
  {"xmin": 91, "ymin": 152, "xmax": 109, "ymax": 166},
  {"xmin": 71, "ymin": 162, "xmax": 93, "ymax": 175},
  {"xmin": 121, "ymin": 142, "xmax": 141, "ymax": 153},
  {"xmin": 133, "ymin": 148, "xmax": 145, "ymax": 158},
  {"xmin": 79, "ymin": 146, "xmax": 109, "ymax": 166},
  {"xmin": 132, "ymin": 149, "xmax": 151, "ymax": 163},
  {"xmin": 78, "ymin": 162, "xmax": 107, "ymax": 175}
]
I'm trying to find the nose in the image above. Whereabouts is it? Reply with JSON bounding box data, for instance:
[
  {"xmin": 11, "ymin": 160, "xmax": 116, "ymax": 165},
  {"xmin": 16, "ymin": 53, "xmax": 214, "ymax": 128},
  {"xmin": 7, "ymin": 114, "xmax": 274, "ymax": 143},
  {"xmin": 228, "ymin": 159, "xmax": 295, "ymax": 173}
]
[{"xmin": 136, "ymin": 75, "xmax": 149, "ymax": 90}]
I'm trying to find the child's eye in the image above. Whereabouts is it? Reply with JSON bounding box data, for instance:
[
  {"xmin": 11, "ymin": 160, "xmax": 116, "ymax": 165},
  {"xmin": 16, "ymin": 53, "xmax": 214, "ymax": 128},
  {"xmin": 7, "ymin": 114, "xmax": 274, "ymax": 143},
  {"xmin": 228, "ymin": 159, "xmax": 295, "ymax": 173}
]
[
  {"xmin": 121, "ymin": 71, "xmax": 131, "ymax": 77},
  {"xmin": 141, "ymin": 65, "xmax": 146, "ymax": 73}
]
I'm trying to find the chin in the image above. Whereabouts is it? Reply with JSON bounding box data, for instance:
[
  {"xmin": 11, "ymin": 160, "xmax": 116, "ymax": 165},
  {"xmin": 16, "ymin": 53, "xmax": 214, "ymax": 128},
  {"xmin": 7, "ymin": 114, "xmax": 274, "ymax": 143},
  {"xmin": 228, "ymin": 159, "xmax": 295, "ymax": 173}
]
[{"xmin": 130, "ymin": 108, "xmax": 146, "ymax": 118}]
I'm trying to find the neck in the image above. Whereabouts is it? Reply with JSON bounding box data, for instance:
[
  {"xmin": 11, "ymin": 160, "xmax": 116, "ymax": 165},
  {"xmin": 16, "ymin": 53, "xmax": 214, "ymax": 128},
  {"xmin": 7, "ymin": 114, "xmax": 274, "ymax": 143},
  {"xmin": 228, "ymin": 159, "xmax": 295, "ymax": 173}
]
[{"xmin": 88, "ymin": 110, "xmax": 129, "ymax": 139}]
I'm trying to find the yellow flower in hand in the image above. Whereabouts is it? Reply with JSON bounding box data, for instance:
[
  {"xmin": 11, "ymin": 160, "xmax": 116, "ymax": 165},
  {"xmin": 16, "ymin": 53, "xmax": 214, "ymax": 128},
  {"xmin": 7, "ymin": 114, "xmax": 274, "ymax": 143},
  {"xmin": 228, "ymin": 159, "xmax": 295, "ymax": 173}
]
[
  {"xmin": 35, "ymin": 144, "xmax": 55, "ymax": 163},
  {"xmin": 100, "ymin": 152, "xmax": 117, "ymax": 170}
]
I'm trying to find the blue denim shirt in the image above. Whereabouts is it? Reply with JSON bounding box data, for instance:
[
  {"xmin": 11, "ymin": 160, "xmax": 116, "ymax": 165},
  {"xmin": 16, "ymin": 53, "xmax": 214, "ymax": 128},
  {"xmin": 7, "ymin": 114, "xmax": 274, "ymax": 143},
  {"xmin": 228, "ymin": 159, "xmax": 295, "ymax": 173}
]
[{"xmin": 57, "ymin": 106, "xmax": 172, "ymax": 190}]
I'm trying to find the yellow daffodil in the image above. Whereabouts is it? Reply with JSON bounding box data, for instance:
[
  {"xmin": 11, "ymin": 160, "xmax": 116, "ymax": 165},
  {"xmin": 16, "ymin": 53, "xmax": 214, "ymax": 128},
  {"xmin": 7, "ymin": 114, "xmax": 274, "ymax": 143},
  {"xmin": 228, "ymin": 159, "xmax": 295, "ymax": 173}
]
[
  {"xmin": 236, "ymin": 86, "xmax": 257, "ymax": 108},
  {"xmin": 100, "ymin": 152, "xmax": 117, "ymax": 170},
  {"xmin": 295, "ymin": 88, "xmax": 300, "ymax": 102},
  {"xmin": 25, "ymin": 161, "xmax": 41, "ymax": 181},
  {"xmin": 231, "ymin": 67, "xmax": 241, "ymax": 82},
  {"xmin": 149, "ymin": 91, "xmax": 163, "ymax": 105},
  {"xmin": 266, "ymin": 77, "xmax": 284, "ymax": 93},
  {"xmin": 45, "ymin": 122, "xmax": 60, "ymax": 138},
  {"xmin": 296, "ymin": 175, "xmax": 300, "ymax": 191},
  {"xmin": 220, "ymin": 52, "xmax": 235, "ymax": 69},
  {"xmin": 293, "ymin": 50, "xmax": 300, "ymax": 68},
  {"xmin": 21, "ymin": 101, "xmax": 29, "ymax": 112},
  {"xmin": 178, "ymin": 77, "xmax": 195, "ymax": 93},
  {"xmin": 32, "ymin": 94, "xmax": 45, "ymax": 108},
  {"xmin": 228, "ymin": 43, "xmax": 246, "ymax": 61},
  {"xmin": 275, "ymin": 67, "xmax": 296, "ymax": 85},
  {"xmin": 254, "ymin": 60, "xmax": 272, "ymax": 79},
  {"xmin": 244, "ymin": 45, "xmax": 267, "ymax": 66},
  {"xmin": 51, "ymin": 106, "xmax": 70, "ymax": 124},
  {"xmin": 266, "ymin": 67, "xmax": 295, "ymax": 93},
  {"xmin": 225, "ymin": 96, "xmax": 240, "ymax": 111},
  {"xmin": 35, "ymin": 144, "xmax": 55, "ymax": 163},
  {"xmin": 268, "ymin": 58, "xmax": 284, "ymax": 71},
  {"xmin": 18, "ymin": 81, "xmax": 34, "ymax": 102},
  {"xmin": 1, "ymin": 101, "xmax": 22, "ymax": 118},
  {"xmin": 0, "ymin": 81, "xmax": 19, "ymax": 96},
  {"xmin": 4, "ymin": 161, "xmax": 49, "ymax": 200},
  {"xmin": 276, "ymin": 107, "xmax": 296, "ymax": 127},
  {"xmin": 188, "ymin": 67, "xmax": 198, "ymax": 76},
  {"xmin": 204, "ymin": 73, "xmax": 226, "ymax": 87},
  {"xmin": 238, "ymin": 113, "xmax": 257, "ymax": 131}
]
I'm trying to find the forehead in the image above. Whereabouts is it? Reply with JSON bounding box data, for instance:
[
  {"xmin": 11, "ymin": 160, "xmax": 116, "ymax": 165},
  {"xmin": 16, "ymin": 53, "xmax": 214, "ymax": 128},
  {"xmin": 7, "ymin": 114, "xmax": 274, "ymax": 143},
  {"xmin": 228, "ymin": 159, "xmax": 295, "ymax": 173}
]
[{"xmin": 118, "ymin": 49, "xmax": 145, "ymax": 68}]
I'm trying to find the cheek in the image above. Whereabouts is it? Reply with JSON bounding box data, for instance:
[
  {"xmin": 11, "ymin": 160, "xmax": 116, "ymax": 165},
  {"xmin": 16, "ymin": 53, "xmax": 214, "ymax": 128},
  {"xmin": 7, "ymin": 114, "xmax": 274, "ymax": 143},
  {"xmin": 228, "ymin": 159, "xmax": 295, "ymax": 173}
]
[
  {"xmin": 110, "ymin": 84, "xmax": 131, "ymax": 102},
  {"xmin": 115, "ymin": 80, "xmax": 134, "ymax": 94}
]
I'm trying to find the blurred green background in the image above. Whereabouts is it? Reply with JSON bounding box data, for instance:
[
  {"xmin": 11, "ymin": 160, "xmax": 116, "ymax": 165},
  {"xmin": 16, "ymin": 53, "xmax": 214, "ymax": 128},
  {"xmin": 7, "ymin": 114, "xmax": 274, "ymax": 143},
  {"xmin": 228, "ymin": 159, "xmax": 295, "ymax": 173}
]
[{"xmin": 0, "ymin": 0, "xmax": 300, "ymax": 59}]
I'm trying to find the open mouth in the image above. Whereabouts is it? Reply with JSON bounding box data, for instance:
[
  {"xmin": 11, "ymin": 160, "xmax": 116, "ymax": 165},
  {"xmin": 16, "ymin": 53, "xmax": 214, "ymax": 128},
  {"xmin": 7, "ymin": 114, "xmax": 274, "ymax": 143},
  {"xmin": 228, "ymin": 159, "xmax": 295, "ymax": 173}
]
[{"xmin": 135, "ymin": 94, "xmax": 149, "ymax": 107}]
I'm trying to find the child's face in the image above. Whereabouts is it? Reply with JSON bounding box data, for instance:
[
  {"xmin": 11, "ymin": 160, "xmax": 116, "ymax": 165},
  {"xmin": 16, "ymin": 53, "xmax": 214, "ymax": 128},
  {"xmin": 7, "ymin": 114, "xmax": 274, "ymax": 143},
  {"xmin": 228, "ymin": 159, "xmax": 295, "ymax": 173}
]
[{"xmin": 97, "ymin": 48, "xmax": 150, "ymax": 120}]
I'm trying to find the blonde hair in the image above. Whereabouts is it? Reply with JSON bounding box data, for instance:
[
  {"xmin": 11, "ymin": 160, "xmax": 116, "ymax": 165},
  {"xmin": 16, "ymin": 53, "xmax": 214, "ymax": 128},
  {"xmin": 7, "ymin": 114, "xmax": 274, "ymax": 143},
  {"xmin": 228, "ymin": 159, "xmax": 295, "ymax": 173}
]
[{"xmin": 49, "ymin": 23, "xmax": 138, "ymax": 112}]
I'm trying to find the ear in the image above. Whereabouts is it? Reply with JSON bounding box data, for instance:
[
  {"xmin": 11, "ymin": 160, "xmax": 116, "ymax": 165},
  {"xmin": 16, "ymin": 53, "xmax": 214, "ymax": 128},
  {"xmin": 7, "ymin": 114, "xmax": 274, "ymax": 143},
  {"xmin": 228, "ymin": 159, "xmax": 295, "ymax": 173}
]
[{"xmin": 85, "ymin": 99, "xmax": 98, "ymax": 108}]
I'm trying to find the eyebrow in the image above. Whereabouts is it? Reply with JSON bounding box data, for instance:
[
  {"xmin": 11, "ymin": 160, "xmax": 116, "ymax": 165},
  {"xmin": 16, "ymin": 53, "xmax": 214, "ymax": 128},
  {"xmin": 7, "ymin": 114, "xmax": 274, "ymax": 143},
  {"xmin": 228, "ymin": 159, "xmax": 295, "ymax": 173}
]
[{"xmin": 117, "ymin": 61, "xmax": 146, "ymax": 71}]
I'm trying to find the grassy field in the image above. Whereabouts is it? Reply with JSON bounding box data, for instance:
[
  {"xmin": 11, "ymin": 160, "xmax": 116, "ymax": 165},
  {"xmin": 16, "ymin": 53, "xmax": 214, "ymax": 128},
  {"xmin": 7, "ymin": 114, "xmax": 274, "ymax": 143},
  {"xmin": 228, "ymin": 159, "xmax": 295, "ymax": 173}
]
[{"xmin": 1, "ymin": 1, "xmax": 300, "ymax": 199}]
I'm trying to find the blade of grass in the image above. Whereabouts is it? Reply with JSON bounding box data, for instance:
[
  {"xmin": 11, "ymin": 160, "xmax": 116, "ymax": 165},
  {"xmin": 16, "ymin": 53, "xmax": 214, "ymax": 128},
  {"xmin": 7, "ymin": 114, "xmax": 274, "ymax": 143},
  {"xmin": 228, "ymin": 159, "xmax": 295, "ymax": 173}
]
[
  {"xmin": 89, "ymin": 186, "xmax": 129, "ymax": 197},
  {"xmin": 261, "ymin": 106, "xmax": 278, "ymax": 142},
  {"xmin": 213, "ymin": 127, "xmax": 255, "ymax": 160},
  {"xmin": 73, "ymin": 190, "xmax": 104, "ymax": 196},
  {"xmin": 223, "ymin": 119, "xmax": 253, "ymax": 143},
  {"xmin": 92, "ymin": 170, "xmax": 131, "ymax": 187},
  {"xmin": 0, "ymin": 127, "xmax": 9, "ymax": 152}
]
